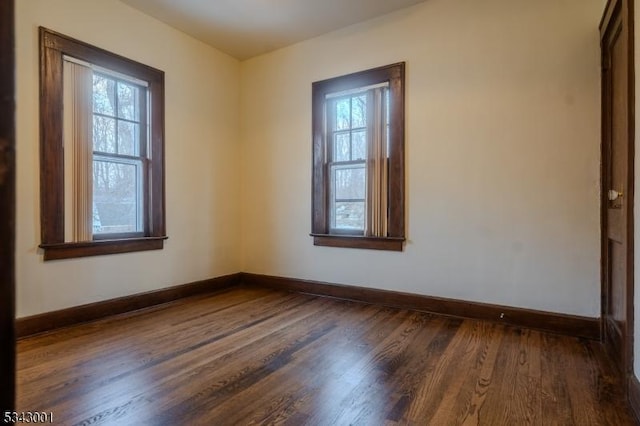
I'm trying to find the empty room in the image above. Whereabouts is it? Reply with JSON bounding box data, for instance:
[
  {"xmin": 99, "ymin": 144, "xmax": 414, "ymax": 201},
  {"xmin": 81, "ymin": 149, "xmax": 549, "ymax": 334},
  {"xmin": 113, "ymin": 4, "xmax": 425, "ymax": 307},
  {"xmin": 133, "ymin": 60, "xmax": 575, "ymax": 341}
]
[{"xmin": 3, "ymin": 0, "xmax": 640, "ymax": 424}]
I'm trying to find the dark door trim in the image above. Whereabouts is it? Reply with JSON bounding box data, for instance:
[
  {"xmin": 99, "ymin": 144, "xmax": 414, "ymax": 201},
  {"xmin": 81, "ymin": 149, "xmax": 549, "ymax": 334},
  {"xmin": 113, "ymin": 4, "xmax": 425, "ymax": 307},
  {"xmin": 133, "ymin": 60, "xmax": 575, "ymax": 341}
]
[
  {"xmin": 600, "ymin": 0, "xmax": 635, "ymax": 382},
  {"xmin": 0, "ymin": 0, "xmax": 16, "ymax": 413}
]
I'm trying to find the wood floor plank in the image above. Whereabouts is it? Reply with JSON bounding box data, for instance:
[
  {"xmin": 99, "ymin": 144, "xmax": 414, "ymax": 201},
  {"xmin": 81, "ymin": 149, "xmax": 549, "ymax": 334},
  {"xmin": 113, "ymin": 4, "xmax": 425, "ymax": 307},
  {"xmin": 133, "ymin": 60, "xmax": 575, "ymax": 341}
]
[
  {"xmin": 307, "ymin": 313, "xmax": 456, "ymax": 426},
  {"xmin": 16, "ymin": 287, "xmax": 635, "ymax": 425},
  {"xmin": 196, "ymin": 303, "xmax": 400, "ymax": 425},
  {"xmin": 64, "ymin": 294, "xmax": 334, "ymax": 424},
  {"xmin": 18, "ymin": 289, "xmax": 308, "ymax": 413},
  {"xmin": 419, "ymin": 321, "xmax": 489, "ymax": 423},
  {"xmin": 141, "ymin": 299, "xmax": 353, "ymax": 425},
  {"xmin": 457, "ymin": 323, "xmax": 505, "ymax": 425},
  {"xmin": 432, "ymin": 321, "xmax": 505, "ymax": 425}
]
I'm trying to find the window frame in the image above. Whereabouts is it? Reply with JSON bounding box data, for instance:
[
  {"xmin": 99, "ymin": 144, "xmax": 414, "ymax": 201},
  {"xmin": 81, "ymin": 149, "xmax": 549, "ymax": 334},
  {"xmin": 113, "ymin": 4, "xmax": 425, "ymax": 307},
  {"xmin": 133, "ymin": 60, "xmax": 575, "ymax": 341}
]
[
  {"xmin": 39, "ymin": 27, "xmax": 166, "ymax": 260},
  {"xmin": 311, "ymin": 63, "xmax": 406, "ymax": 251}
]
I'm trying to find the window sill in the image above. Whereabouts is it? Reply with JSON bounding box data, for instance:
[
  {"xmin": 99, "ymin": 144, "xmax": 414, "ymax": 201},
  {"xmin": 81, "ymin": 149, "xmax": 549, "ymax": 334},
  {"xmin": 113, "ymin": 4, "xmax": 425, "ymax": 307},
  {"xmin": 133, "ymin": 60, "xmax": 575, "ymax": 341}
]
[
  {"xmin": 311, "ymin": 234, "xmax": 404, "ymax": 251},
  {"xmin": 39, "ymin": 236, "xmax": 168, "ymax": 260}
]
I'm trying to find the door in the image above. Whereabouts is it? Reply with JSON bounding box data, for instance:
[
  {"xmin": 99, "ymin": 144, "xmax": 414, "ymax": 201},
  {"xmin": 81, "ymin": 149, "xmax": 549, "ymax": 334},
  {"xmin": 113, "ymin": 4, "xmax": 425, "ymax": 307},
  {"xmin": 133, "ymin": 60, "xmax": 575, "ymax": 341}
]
[
  {"xmin": 0, "ymin": 0, "xmax": 16, "ymax": 413},
  {"xmin": 601, "ymin": 0, "xmax": 634, "ymax": 378}
]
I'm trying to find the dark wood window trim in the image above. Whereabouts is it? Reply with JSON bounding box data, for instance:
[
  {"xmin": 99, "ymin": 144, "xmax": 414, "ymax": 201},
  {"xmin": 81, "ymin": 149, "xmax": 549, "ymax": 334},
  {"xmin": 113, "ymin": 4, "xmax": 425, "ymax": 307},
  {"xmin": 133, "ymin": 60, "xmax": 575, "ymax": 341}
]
[
  {"xmin": 39, "ymin": 27, "xmax": 166, "ymax": 260},
  {"xmin": 40, "ymin": 236, "xmax": 167, "ymax": 261},
  {"xmin": 310, "ymin": 234, "xmax": 404, "ymax": 251},
  {"xmin": 0, "ymin": 0, "xmax": 15, "ymax": 412},
  {"xmin": 311, "ymin": 63, "xmax": 405, "ymax": 251}
]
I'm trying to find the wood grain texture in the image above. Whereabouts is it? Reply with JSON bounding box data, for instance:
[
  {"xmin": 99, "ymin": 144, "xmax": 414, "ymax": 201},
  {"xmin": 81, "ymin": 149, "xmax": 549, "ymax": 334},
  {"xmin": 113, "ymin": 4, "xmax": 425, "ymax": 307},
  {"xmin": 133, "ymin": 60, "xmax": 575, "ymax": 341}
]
[
  {"xmin": 16, "ymin": 273, "xmax": 240, "ymax": 338},
  {"xmin": 40, "ymin": 236, "xmax": 167, "ymax": 260},
  {"xmin": 39, "ymin": 28, "xmax": 65, "ymax": 244},
  {"xmin": 311, "ymin": 234, "xmax": 404, "ymax": 251},
  {"xmin": 600, "ymin": 0, "xmax": 636, "ymax": 383},
  {"xmin": 16, "ymin": 287, "xmax": 634, "ymax": 425},
  {"xmin": 0, "ymin": 0, "xmax": 15, "ymax": 413},
  {"xmin": 629, "ymin": 374, "xmax": 640, "ymax": 424},
  {"xmin": 242, "ymin": 273, "xmax": 601, "ymax": 340}
]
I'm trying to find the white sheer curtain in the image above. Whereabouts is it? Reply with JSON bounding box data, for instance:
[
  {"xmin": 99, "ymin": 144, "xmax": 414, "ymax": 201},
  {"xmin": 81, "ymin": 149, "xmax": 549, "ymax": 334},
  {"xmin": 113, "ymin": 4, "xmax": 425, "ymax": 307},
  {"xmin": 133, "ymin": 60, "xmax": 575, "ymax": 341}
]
[{"xmin": 63, "ymin": 59, "xmax": 93, "ymax": 242}]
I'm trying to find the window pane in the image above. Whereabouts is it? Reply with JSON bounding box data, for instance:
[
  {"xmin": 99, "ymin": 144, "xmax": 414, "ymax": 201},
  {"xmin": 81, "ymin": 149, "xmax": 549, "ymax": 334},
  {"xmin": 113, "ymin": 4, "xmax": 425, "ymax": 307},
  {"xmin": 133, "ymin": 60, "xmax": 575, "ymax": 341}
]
[
  {"xmin": 93, "ymin": 75, "xmax": 115, "ymax": 116},
  {"xmin": 334, "ymin": 202, "xmax": 365, "ymax": 230},
  {"xmin": 117, "ymin": 82, "xmax": 139, "ymax": 121},
  {"xmin": 335, "ymin": 98, "xmax": 350, "ymax": 130},
  {"xmin": 334, "ymin": 133, "xmax": 350, "ymax": 162},
  {"xmin": 352, "ymin": 130, "xmax": 367, "ymax": 160},
  {"xmin": 118, "ymin": 121, "xmax": 139, "ymax": 156},
  {"xmin": 335, "ymin": 167, "xmax": 366, "ymax": 200},
  {"xmin": 93, "ymin": 116, "xmax": 116, "ymax": 153},
  {"xmin": 93, "ymin": 159, "xmax": 142, "ymax": 234},
  {"xmin": 352, "ymin": 95, "xmax": 366, "ymax": 128}
]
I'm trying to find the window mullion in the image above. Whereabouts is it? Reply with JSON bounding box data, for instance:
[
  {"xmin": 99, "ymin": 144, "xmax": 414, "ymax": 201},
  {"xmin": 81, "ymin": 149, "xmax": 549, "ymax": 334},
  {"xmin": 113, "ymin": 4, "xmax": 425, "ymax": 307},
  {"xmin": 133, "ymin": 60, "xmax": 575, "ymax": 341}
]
[
  {"xmin": 115, "ymin": 80, "xmax": 120, "ymax": 155},
  {"xmin": 139, "ymin": 87, "xmax": 148, "ymax": 157},
  {"xmin": 348, "ymin": 97, "xmax": 353, "ymax": 162},
  {"xmin": 92, "ymin": 152, "xmax": 144, "ymax": 162}
]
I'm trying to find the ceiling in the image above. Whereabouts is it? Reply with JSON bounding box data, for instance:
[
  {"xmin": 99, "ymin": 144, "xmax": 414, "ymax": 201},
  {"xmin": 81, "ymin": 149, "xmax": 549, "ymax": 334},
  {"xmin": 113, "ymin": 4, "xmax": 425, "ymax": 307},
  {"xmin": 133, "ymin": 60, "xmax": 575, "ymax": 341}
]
[{"xmin": 119, "ymin": 0, "xmax": 427, "ymax": 60}]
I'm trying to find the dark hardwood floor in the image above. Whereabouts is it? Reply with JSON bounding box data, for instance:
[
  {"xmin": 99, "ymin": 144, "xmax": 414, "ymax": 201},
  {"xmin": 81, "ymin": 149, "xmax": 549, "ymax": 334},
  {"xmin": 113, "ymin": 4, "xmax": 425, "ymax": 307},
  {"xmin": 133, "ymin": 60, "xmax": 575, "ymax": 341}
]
[{"xmin": 17, "ymin": 286, "xmax": 635, "ymax": 425}]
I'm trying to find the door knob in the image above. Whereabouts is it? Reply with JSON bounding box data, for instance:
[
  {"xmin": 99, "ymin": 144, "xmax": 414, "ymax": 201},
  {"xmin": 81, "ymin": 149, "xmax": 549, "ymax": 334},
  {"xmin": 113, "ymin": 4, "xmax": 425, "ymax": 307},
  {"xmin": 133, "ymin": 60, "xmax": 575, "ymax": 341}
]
[{"xmin": 608, "ymin": 189, "xmax": 624, "ymax": 201}]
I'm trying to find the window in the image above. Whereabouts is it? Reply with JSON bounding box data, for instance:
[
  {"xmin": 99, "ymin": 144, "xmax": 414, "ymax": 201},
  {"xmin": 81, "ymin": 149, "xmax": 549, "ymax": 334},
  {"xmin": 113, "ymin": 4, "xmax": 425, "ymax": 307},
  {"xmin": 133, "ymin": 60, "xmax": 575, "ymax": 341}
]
[
  {"xmin": 39, "ymin": 27, "xmax": 166, "ymax": 260},
  {"xmin": 311, "ymin": 63, "xmax": 405, "ymax": 251},
  {"xmin": 91, "ymin": 72, "xmax": 146, "ymax": 237}
]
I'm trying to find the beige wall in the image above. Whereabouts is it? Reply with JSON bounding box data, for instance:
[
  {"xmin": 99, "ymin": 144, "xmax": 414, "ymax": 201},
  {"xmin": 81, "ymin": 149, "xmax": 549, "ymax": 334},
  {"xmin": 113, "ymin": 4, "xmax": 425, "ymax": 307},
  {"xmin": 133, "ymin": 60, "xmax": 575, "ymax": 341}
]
[
  {"xmin": 240, "ymin": 0, "xmax": 603, "ymax": 316},
  {"xmin": 15, "ymin": 0, "xmax": 242, "ymax": 317},
  {"xmin": 16, "ymin": 0, "xmax": 604, "ymax": 319}
]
